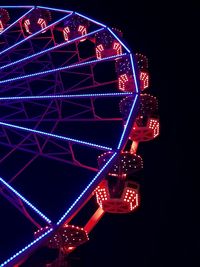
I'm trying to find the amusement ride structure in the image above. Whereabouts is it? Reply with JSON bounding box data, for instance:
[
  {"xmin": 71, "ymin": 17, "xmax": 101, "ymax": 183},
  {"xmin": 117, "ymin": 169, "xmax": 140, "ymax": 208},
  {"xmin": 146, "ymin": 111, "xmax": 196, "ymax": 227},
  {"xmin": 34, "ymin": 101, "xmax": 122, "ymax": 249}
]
[{"xmin": 0, "ymin": 6, "xmax": 159, "ymax": 267}]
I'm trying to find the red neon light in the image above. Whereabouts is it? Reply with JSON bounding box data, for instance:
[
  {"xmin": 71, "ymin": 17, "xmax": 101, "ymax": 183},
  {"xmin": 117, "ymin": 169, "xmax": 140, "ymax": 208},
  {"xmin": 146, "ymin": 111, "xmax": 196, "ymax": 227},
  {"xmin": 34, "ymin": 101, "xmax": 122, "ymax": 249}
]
[
  {"xmin": 0, "ymin": 20, "xmax": 4, "ymax": 32},
  {"xmin": 140, "ymin": 71, "xmax": 149, "ymax": 90},
  {"xmin": 37, "ymin": 18, "xmax": 47, "ymax": 33},
  {"xmin": 96, "ymin": 186, "xmax": 108, "ymax": 209},
  {"xmin": 0, "ymin": 8, "xmax": 10, "ymax": 33},
  {"xmin": 118, "ymin": 74, "xmax": 129, "ymax": 91},
  {"xmin": 63, "ymin": 25, "xmax": 87, "ymax": 42},
  {"xmin": 78, "ymin": 25, "xmax": 87, "ymax": 35},
  {"xmin": 130, "ymin": 141, "xmax": 139, "ymax": 154},
  {"xmin": 95, "ymin": 180, "xmax": 140, "ymax": 213},
  {"xmin": 96, "ymin": 42, "xmax": 122, "ymax": 59},
  {"xmin": 78, "ymin": 25, "xmax": 87, "ymax": 42},
  {"xmin": 63, "ymin": 26, "xmax": 70, "ymax": 41},
  {"xmin": 96, "ymin": 44, "xmax": 104, "ymax": 59},
  {"xmin": 123, "ymin": 189, "xmax": 139, "ymax": 211},
  {"xmin": 24, "ymin": 19, "xmax": 31, "ymax": 34},
  {"xmin": 113, "ymin": 41, "xmax": 122, "ymax": 55},
  {"xmin": 130, "ymin": 118, "xmax": 160, "ymax": 142},
  {"xmin": 24, "ymin": 18, "xmax": 47, "ymax": 35},
  {"xmin": 148, "ymin": 118, "xmax": 160, "ymax": 138},
  {"xmin": 84, "ymin": 207, "xmax": 104, "ymax": 233}
]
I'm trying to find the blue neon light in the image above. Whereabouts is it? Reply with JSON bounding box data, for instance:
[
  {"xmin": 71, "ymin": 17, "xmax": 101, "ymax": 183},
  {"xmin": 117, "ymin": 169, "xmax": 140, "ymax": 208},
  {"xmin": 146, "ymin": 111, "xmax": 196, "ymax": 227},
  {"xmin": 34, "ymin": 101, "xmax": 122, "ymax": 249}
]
[
  {"xmin": 0, "ymin": 53, "xmax": 127, "ymax": 85},
  {"xmin": 0, "ymin": 7, "xmax": 34, "ymax": 37},
  {"xmin": 0, "ymin": 153, "xmax": 118, "ymax": 267},
  {"xmin": 0, "ymin": 228, "xmax": 53, "ymax": 267},
  {"xmin": 0, "ymin": 6, "xmax": 140, "ymax": 267},
  {"xmin": 0, "ymin": 177, "xmax": 51, "ymax": 224},
  {"xmin": 0, "ymin": 92, "xmax": 133, "ymax": 101},
  {"xmin": 0, "ymin": 12, "xmax": 73, "ymax": 56},
  {"xmin": 107, "ymin": 27, "xmax": 131, "ymax": 53},
  {"xmin": 0, "ymin": 122, "xmax": 112, "ymax": 151},
  {"xmin": 75, "ymin": 12, "xmax": 106, "ymax": 28},
  {"xmin": 0, "ymin": 28, "xmax": 104, "ymax": 71},
  {"xmin": 0, "ymin": 6, "xmax": 34, "ymax": 8},
  {"xmin": 57, "ymin": 152, "xmax": 117, "ymax": 225},
  {"xmin": 117, "ymin": 94, "xmax": 138, "ymax": 149},
  {"xmin": 37, "ymin": 6, "xmax": 73, "ymax": 14}
]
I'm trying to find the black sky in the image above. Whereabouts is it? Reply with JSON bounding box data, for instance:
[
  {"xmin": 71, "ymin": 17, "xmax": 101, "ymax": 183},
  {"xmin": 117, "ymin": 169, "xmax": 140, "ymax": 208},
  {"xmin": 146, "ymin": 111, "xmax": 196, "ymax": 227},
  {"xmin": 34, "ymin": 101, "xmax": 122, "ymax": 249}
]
[{"xmin": 1, "ymin": 0, "xmax": 197, "ymax": 266}]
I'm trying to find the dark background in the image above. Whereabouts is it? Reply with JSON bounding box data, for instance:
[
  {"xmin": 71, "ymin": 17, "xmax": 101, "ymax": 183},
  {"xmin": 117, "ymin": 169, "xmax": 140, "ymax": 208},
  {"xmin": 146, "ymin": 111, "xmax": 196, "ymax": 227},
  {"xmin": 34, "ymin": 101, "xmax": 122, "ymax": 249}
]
[{"xmin": 2, "ymin": 1, "xmax": 197, "ymax": 266}]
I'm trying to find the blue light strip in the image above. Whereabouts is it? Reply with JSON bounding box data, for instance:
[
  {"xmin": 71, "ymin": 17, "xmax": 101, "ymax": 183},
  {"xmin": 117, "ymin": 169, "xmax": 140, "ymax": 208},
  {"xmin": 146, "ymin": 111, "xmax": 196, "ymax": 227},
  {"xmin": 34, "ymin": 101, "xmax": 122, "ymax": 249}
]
[
  {"xmin": 0, "ymin": 177, "xmax": 52, "ymax": 224},
  {"xmin": 0, "ymin": 227, "xmax": 53, "ymax": 267},
  {"xmin": 0, "ymin": 53, "xmax": 127, "ymax": 85},
  {"xmin": 57, "ymin": 152, "xmax": 117, "ymax": 225},
  {"xmin": 0, "ymin": 153, "xmax": 118, "ymax": 266},
  {"xmin": 37, "ymin": 5, "xmax": 73, "ymax": 14},
  {"xmin": 0, "ymin": 122, "xmax": 112, "ymax": 151},
  {"xmin": 130, "ymin": 53, "xmax": 140, "ymax": 94},
  {"xmin": 0, "ymin": 7, "xmax": 34, "ymax": 36},
  {"xmin": 0, "ymin": 8, "xmax": 140, "ymax": 267},
  {"xmin": 0, "ymin": 12, "xmax": 73, "ymax": 56},
  {"xmin": 116, "ymin": 53, "xmax": 140, "ymax": 150},
  {"xmin": 0, "ymin": 92, "xmax": 133, "ymax": 101},
  {"xmin": 107, "ymin": 27, "xmax": 131, "ymax": 53},
  {"xmin": 0, "ymin": 28, "xmax": 104, "ymax": 71},
  {"xmin": 75, "ymin": 12, "xmax": 106, "ymax": 28},
  {"xmin": 117, "ymin": 94, "xmax": 138, "ymax": 149},
  {"xmin": 0, "ymin": 6, "xmax": 34, "ymax": 8}
]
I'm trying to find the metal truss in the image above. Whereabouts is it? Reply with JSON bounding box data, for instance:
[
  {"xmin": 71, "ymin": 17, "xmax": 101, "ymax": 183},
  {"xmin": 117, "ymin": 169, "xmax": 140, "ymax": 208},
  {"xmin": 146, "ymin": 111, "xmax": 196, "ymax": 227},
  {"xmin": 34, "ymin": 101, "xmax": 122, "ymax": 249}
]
[{"xmin": 0, "ymin": 6, "xmax": 139, "ymax": 267}]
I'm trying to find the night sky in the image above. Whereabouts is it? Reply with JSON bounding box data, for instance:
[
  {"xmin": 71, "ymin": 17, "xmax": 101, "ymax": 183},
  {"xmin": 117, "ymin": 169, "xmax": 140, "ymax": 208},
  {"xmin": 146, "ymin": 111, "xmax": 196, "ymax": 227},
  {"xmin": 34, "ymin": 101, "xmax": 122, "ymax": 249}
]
[{"xmin": 1, "ymin": 1, "xmax": 197, "ymax": 266}]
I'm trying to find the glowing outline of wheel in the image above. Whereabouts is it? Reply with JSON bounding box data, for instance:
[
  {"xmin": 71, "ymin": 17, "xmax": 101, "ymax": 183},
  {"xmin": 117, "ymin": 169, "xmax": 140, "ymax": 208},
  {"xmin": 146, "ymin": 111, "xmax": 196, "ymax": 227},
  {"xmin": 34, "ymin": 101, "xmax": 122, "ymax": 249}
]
[{"xmin": 0, "ymin": 5, "xmax": 140, "ymax": 266}]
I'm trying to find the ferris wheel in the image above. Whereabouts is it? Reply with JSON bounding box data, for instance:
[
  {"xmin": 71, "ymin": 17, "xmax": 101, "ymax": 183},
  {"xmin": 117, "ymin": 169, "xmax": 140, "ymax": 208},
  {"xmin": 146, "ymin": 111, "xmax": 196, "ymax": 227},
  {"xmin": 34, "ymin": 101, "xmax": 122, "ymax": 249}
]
[{"xmin": 0, "ymin": 5, "xmax": 159, "ymax": 267}]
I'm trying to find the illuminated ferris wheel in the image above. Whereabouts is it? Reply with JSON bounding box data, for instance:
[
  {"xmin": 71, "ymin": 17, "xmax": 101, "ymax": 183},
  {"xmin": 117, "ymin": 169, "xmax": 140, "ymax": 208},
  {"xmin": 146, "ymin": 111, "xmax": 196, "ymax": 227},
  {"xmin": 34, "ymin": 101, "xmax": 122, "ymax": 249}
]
[{"xmin": 0, "ymin": 5, "xmax": 159, "ymax": 267}]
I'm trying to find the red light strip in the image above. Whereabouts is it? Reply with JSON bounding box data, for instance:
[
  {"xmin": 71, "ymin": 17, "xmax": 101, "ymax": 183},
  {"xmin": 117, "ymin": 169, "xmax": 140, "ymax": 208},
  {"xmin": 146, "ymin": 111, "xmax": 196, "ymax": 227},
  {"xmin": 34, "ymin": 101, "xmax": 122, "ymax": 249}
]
[
  {"xmin": 0, "ymin": 20, "xmax": 4, "ymax": 32},
  {"xmin": 118, "ymin": 74, "xmax": 129, "ymax": 91},
  {"xmin": 140, "ymin": 71, "xmax": 149, "ymax": 90},
  {"xmin": 113, "ymin": 41, "xmax": 122, "ymax": 55},
  {"xmin": 24, "ymin": 19, "xmax": 31, "ymax": 34},
  {"xmin": 96, "ymin": 44, "xmax": 104, "ymax": 59},
  {"xmin": 63, "ymin": 26, "xmax": 70, "ymax": 41},
  {"xmin": 37, "ymin": 18, "xmax": 47, "ymax": 33},
  {"xmin": 84, "ymin": 207, "xmax": 105, "ymax": 233}
]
